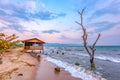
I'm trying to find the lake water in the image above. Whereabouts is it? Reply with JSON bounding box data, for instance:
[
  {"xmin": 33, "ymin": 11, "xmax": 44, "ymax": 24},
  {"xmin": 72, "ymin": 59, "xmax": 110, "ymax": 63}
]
[{"xmin": 43, "ymin": 46, "xmax": 120, "ymax": 80}]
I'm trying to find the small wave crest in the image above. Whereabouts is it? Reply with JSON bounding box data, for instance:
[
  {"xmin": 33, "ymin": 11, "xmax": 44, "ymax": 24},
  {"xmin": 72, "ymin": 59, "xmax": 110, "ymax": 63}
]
[
  {"xmin": 46, "ymin": 57, "xmax": 106, "ymax": 80},
  {"xmin": 78, "ymin": 53, "xmax": 120, "ymax": 63},
  {"xmin": 95, "ymin": 56, "xmax": 120, "ymax": 63}
]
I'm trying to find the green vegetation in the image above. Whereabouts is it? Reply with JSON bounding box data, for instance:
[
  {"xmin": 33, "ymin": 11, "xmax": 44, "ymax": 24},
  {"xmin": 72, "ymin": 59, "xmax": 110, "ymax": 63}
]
[
  {"xmin": 0, "ymin": 39, "xmax": 9, "ymax": 54},
  {"xmin": 14, "ymin": 43, "xmax": 23, "ymax": 48},
  {"xmin": 0, "ymin": 33, "xmax": 19, "ymax": 54},
  {"xmin": 0, "ymin": 33, "xmax": 19, "ymax": 64}
]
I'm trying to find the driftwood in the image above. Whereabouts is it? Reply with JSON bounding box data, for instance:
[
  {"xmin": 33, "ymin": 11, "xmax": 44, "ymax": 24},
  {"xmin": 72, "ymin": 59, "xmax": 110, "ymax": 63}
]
[
  {"xmin": 75, "ymin": 62, "xmax": 80, "ymax": 66},
  {"xmin": 37, "ymin": 55, "xmax": 41, "ymax": 62},
  {"xmin": 54, "ymin": 66, "xmax": 60, "ymax": 72},
  {"xmin": 76, "ymin": 8, "xmax": 101, "ymax": 70}
]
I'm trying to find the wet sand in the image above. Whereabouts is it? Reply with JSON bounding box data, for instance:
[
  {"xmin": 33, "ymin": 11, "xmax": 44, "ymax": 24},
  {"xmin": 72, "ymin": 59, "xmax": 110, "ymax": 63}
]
[{"xmin": 35, "ymin": 57, "xmax": 81, "ymax": 80}]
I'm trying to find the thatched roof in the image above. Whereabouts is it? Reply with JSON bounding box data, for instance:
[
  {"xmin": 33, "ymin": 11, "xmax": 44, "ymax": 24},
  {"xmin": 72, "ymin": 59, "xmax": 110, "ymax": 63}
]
[{"xmin": 22, "ymin": 38, "xmax": 45, "ymax": 43}]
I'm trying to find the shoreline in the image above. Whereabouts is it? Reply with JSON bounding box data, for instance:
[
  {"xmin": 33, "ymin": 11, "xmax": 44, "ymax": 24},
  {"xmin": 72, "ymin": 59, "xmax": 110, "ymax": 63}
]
[
  {"xmin": 35, "ymin": 56, "xmax": 81, "ymax": 80},
  {"xmin": 46, "ymin": 56, "xmax": 106, "ymax": 80}
]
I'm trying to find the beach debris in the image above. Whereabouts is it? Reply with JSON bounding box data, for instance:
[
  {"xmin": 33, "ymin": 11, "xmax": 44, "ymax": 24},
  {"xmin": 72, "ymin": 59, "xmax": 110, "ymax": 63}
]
[
  {"xmin": 56, "ymin": 51, "xmax": 59, "ymax": 54},
  {"xmin": 54, "ymin": 66, "xmax": 60, "ymax": 72},
  {"xmin": 62, "ymin": 52, "xmax": 64, "ymax": 55},
  {"xmin": 18, "ymin": 73, "xmax": 23, "ymax": 76},
  {"xmin": 37, "ymin": 55, "xmax": 41, "ymax": 62},
  {"xmin": 75, "ymin": 62, "xmax": 80, "ymax": 66},
  {"xmin": 45, "ymin": 53, "xmax": 48, "ymax": 55},
  {"xmin": 52, "ymin": 50, "xmax": 54, "ymax": 53}
]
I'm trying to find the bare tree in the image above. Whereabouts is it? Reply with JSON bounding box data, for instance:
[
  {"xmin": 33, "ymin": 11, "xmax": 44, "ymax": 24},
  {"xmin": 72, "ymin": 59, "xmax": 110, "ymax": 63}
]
[{"xmin": 76, "ymin": 9, "xmax": 101, "ymax": 70}]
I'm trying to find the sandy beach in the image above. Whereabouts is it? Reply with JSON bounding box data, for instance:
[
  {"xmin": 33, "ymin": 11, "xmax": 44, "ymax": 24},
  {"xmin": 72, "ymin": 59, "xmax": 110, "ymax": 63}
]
[
  {"xmin": 0, "ymin": 48, "xmax": 38, "ymax": 80},
  {"xmin": 0, "ymin": 48, "xmax": 82, "ymax": 80}
]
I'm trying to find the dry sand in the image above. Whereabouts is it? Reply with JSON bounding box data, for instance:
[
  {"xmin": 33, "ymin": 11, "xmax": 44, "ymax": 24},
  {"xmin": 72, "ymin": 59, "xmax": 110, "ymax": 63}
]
[
  {"xmin": 0, "ymin": 48, "xmax": 82, "ymax": 80},
  {"xmin": 0, "ymin": 48, "xmax": 38, "ymax": 80}
]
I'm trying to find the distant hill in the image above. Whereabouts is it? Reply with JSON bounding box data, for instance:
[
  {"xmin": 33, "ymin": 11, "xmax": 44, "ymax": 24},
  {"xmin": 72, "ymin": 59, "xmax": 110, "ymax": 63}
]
[{"xmin": 44, "ymin": 43, "xmax": 81, "ymax": 47}]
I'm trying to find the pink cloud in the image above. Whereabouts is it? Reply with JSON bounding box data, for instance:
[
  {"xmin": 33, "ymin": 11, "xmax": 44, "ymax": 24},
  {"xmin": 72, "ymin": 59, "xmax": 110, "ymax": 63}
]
[
  {"xmin": 17, "ymin": 1, "xmax": 36, "ymax": 12},
  {"xmin": 26, "ymin": 1, "xmax": 36, "ymax": 11}
]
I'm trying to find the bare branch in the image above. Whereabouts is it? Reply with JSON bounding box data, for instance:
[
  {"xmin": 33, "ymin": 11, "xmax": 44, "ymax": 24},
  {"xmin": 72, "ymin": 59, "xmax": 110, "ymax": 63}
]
[
  {"xmin": 76, "ymin": 8, "xmax": 92, "ymax": 56},
  {"xmin": 91, "ymin": 33, "xmax": 101, "ymax": 57},
  {"xmin": 92, "ymin": 33, "xmax": 101, "ymax": 48},
  {"xmin": 81, "ymin": 8, "xmax": 85, "ymax": 14},
  {"xmin": 75, "ymin": 21, "xmax": 81, "ymax": 26}
]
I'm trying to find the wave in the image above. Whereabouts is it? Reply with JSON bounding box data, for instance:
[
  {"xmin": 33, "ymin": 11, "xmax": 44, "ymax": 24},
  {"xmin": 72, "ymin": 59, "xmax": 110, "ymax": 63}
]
[
  {"xmin": 46, "ymin": 57, "xmax": 106, "ymax": 80},
  {"xmin": 78, "ymin": 53, "xmax": 120, "ymax": 63},
  {"xmin": 95, "ymin": 56, "xmax": 120, "ymax": 63}
]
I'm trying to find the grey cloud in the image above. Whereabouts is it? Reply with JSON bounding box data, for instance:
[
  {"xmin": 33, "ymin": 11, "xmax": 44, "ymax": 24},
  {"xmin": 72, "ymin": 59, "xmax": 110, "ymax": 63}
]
[{"xmin": 42, "ymin": 30, "xmax": 60, "ymax": 34}]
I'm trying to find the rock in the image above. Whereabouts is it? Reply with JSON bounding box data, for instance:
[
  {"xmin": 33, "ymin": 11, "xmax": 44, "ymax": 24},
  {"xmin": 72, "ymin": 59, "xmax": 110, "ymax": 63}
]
[
  {"xmin": 75, "ymin": 62, "xmax": 80, "ymax": 66},
  {"xmin": 18, "ymin": 73, "xmax": 23, "ymax": 76},
  {"xmin": 56, "ymin": 51, "xmax": 59, "ymax": 54},
  {"xmin": 45, "ymin": 53, "xmax": 47, "ymax": 55},
  {"xmin": 37, "ymin": 55, "xmax": 41, "ymax": 62},
  {"xmin": 54, "ymin": 66, "xmax": 60, "ymax": 72}
]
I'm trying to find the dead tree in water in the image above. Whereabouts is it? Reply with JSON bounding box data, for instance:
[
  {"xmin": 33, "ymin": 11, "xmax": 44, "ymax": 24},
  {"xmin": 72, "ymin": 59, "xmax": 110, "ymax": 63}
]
[{"xmin": 76, "ymin": 9, "xmax": 101, "ymax": 70}]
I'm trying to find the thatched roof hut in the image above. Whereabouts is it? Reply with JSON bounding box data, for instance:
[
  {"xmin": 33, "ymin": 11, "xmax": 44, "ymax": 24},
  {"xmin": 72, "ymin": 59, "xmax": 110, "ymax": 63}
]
[{"xmin": 22, "ymin": 38, "xmax": 45, "ymax": 51}]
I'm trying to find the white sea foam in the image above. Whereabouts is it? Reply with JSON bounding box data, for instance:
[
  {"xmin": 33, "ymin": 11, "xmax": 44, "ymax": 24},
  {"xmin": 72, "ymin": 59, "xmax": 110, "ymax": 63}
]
[
  {"xmin": 46, "ymin": 57, "xmax": 106, "ymax": 80},
  {"xmin": 95, "ymin": 56, "xmax": 120, "ymax": 63},
  {"xmin": 78, "ymin": 53, "xmax": 120, "ymax": 63}
]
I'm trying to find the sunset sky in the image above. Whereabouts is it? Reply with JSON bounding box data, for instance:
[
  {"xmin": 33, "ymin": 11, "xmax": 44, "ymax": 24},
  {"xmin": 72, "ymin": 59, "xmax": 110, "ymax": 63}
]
[{"xmin": 0, "ymin": 0, "xmax": 120, "ymax": 45}]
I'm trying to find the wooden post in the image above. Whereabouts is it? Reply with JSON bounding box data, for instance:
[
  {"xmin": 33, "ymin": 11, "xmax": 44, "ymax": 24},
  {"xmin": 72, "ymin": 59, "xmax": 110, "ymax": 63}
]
[{"xmin": 43, "ymin": 44, "xmax": 44, "ymax": 54}]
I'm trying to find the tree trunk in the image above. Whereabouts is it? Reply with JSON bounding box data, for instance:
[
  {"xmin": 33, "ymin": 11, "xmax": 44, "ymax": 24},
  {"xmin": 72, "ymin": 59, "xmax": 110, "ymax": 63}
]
[
  {"xmin": 90, "ymin": 57, "xmax": 95, "ymax": 70},
  {"xmin": 76, "ymin": 9, "xmax": 101, "ymax": 70}
]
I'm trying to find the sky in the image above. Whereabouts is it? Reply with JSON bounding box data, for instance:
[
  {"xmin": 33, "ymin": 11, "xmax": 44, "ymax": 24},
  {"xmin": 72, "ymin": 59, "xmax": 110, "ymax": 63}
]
[{"xmin": 0, "ymin": 0, "xmax": 120, "ymax": 45}]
